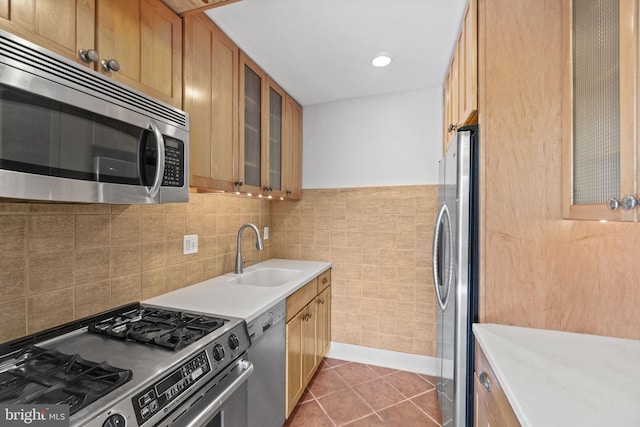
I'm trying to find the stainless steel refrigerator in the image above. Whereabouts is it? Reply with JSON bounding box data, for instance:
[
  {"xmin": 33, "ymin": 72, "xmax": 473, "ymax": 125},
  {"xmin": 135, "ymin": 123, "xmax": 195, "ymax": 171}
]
[{"xmin": 433, "ymin": 126, "xmax": 479, "ymax": 427}]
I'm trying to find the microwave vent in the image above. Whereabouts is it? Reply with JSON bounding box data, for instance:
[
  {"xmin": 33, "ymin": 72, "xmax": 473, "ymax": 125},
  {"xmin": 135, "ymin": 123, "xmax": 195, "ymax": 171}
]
[{"xmin": 0, "ymin": 32, "xmax": 188, "ymax": 130}]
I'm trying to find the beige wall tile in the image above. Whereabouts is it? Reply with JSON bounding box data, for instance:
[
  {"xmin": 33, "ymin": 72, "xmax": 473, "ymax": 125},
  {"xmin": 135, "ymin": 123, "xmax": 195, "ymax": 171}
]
[
  {"xmin": 111, "ymin": 244, "xmax": 141, "ymax": 277},
  {"xmin": 74, "ymin": 247, "xmax": 110, "ymax": 285},
  {"xmin": 111, "ymin": 274, "xmax": 141, "ymax": 306},
  {"xmin": 142, "ymin": 241, "xmax": 165, "ymax": 271},
  {"xmin": 0, "ymin": 216, "xmax": 28, "ymax": 257},
  {"xmin": 0, "ymin": 298, "xmax": 26, "ymax": 342},
  {"xmin": 75, "ymin": 215, "xmax": 110, "ymax": 249},
  {"xmin": 0, "ymin": 257, "xmax": 27, "ymax": 301},
  {"xmin": 112, "ymin": 214, "xmax": 140, "ymax": 246},
  {"xmin": 140, "ymin": 214, "xmax": 165, "ymax": 243},
  {"xmin": 272, "ymin": 185, "xmax": 438, "ymax": 357},
  {"xmin": 165, "ymin": 263, "xmax": 186, "ymax": 291},
  {"xmin": 165, "ymin": 215, "xmax": 186, "ymax": 240},
  {"xmin": 1, "ymin": 187, "xmax": 435, "ymax": 358},
  {"xmin": 75, "ymin": 280, "xmax": 111, "ymax": 318},
  {"xmin": 29, "ymin": 251, "xmax": 74, "ymax": 294},
  {"xmin": 29, "ymin": 215, "xmax": 74, "ymax": 253},
  {"xmin": 141, "ymin": 269, "xmax": 165, "ymax": 299},
  {"xmin": 27, "ymin": 289, "xmax": 74, "ymax": 333}
]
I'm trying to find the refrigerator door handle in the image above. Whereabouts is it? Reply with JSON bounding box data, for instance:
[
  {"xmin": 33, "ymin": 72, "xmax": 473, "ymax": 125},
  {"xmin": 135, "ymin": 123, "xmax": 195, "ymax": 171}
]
[{"xmin": 433, "ymin": 203, "xmax": 453, "ymax": 311}]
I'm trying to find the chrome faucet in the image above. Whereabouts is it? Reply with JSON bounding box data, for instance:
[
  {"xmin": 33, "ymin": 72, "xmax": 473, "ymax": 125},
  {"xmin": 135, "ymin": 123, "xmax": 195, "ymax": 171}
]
[{"xmin": 235, "ymin": 223, "xmax": 265, "ymax": 274}]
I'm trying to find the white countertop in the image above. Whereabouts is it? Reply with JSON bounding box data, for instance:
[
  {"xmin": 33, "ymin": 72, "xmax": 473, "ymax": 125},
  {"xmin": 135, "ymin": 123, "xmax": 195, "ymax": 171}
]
[
  {"xmin": 144, "ymin": 259, "xmax": 332, "ymax": 323},
  {"xmin": 473, "ymin": 323, "xmax": 640, "ymax": 427}
]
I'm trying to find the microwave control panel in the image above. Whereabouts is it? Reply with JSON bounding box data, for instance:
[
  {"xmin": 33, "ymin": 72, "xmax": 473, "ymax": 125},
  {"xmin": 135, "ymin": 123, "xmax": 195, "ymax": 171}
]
[{"xmin": 162, "ymin": 137, "xmax": 184, "ymax": 187}]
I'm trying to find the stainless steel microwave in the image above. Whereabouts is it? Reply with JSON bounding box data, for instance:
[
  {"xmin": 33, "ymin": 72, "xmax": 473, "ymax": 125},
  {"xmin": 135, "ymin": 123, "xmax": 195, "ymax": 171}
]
[{"xmin": 0, "ymin": 29, "xmax": 189, "ymax": 204}]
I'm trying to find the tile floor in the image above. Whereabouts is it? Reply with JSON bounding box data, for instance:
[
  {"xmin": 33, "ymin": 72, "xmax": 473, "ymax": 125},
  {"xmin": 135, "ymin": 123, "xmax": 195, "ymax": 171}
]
[{"xmin": 284, "ymin": 358, "xmax": 442, "ymax": 427}]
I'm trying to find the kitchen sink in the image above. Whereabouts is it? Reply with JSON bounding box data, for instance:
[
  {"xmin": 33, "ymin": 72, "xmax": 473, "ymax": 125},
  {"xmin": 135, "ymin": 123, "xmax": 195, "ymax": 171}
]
[{"xmin": 229, "ymin": 268, "xmax": 303, "ymax": 287}]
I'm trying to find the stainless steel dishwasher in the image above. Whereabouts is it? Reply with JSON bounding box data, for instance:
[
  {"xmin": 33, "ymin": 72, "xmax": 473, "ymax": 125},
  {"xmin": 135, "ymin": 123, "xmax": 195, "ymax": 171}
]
[{"xmin": 246, "ymin": 300, "xmax": 286, "ymax": 427}]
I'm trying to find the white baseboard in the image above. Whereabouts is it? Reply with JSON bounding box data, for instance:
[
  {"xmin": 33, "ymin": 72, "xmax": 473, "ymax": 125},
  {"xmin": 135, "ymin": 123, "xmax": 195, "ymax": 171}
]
[{"xmin": 326, "ymin": 342, "xmax": 438, "ymax": 376}]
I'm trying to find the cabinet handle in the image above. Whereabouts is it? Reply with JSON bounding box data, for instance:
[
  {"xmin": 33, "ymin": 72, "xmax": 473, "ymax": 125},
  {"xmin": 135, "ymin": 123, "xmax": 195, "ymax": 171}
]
[
  {"xmin": 101, "ymin": 58, "xmax": 120, "ymax": 72},
  {"xmin": 234, "ymin": 180, "xmax": 244, "ymax": 187},
  {"xmin": 607, "ymin": 197, "xmax": 620, "ymax": 211},
  {"xmin": 318, "ymin": 298, "xmax": 324, "ymax": 305},
  {"xmin": 285, "ymin": 190, "xmax": 292, "ymax": 195},
  {"xmin": 448, "ymin": 124, "xmax": 457, "ymax": 133},
  {"xmin": 78, "ymin": 49, "xmax": 99, "ymax": 64},
  {"xmin": 479, "ymin": 372, "xmax": 491, "ymax": 392},
  {"xmin": 322, "ymin": 278, "xmax": 328, "ymax": 284},
  {"xmin": 621, "ymin": 195, "xmax": 637, "ymax": 210}
]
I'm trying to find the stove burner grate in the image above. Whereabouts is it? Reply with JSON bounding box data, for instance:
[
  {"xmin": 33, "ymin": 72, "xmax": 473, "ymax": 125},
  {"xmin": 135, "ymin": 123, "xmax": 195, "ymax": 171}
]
[
  {"xmin": 0, "ymin": 346, "xmax": 132, "ymax": 415},
  {"xmin": 88, "ymin": 307, "xmax": 225, "ymax": 351}
]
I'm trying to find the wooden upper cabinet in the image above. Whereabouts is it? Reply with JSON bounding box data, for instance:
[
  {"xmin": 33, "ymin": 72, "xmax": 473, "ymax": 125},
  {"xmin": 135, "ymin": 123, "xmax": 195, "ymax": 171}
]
[
  {"xmin": 265, "ymin": 79, "xmax": 286, "ymax": 197},
  {"xmin": 562, "ymin": 0, "xmax": 637, "ymax": 221},
  {"xmin": 239, "ymin": 52, "xmax": 267, "ymax": 195},
  {"xmin": 443, "ymin": 0, "xmax": 477, "ymax": 152},
  {"xmin": 0, "ymin": 0, "xmax": 96, "ymax": 66},
  {"xmin": 96, "ymin": 0, "xmax": 182, "ymax": 107},
  {"xmin": 0, "ymin": 0, "xmax": 182, "ymax": 107},
  {"xmin": 283, "ymin": 96, "xmax": 303, "ymax": 200},
  {"xmin": 184, "ymin": 14, "xmax": 239, "ymax": 192}
]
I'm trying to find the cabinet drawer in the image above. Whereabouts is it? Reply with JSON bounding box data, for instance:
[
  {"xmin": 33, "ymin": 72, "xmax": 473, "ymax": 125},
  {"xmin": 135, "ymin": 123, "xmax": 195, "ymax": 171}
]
[
  {"xmin": 475, "ymin": 343, "xmax": 520, "ymax": 426},
  {"xmin": 317, "ymin": 269, "xmax": 331, "ymax": 292},
  {"xmin": 286, "ymin": 278, "xmax": 317, "ymax": 322}
]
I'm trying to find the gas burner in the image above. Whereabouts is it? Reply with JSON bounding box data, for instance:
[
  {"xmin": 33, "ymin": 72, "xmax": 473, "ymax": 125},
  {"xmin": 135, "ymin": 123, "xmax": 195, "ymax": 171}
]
[
  {"xmin": 0, "ymin": 346, "xmax": 131, "ymax": 415},
  {"xmin": 88, "ymin": 307, "xmax": 225, "ymax": 351}
]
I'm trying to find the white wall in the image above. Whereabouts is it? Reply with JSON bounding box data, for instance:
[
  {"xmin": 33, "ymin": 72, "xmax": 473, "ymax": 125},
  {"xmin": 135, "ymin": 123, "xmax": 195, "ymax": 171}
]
[{"xmin": 302, "ymin": 87, "xmax": 442, "ymax": 189}]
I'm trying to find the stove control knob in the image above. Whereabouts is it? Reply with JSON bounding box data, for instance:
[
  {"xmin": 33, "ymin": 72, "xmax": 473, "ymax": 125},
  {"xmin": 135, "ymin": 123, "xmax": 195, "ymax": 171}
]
[
  {"xmin": 102, "ymin": 414, "xmax": 126, "ymax": 427},
  {"xmin": 228, "ymin": 334, "xmax": 240, "ymax": 350},
  {"xmin": 213, "ymin": 344, "xmax": 225, "ymax": 361}
]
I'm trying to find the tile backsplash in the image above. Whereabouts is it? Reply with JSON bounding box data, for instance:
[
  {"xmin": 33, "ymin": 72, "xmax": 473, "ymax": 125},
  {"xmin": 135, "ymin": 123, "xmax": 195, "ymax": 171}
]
[
  {"xmin": 0, "ymin": 185, "xmax": 438, "ymax": 359},
  {"xmin": 271, "ymin": 185, "xmax": 438, "ymax": 357},
  {"xmin": 0, "ymin": 193, "xmax": 270, "ymax": 342}
]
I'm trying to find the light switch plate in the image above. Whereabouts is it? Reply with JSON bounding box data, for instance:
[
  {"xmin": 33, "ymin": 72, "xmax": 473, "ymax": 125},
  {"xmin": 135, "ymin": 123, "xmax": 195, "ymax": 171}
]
[
  {"xmin": 183, "ymin": 234, "xmax": 198, "ymax": 254},
  {"xmin": 264, "ymin": 227, "xmax": 269, "ymax": 240}
]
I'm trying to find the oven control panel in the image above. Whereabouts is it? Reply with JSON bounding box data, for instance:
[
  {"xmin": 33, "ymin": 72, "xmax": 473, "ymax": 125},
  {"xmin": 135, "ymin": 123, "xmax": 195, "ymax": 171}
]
[
  {"xmin": 161, "ymin": 136, "xmax": 184, "ymax": 188},
  {"xmin": 132, "ymin": 351, "xmax": 211, "ymax": 425}
]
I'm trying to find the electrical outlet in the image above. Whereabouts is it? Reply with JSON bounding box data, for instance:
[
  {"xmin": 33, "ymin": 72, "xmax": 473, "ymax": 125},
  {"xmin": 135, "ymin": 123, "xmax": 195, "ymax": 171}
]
[
  {"xmin": 263, "ymin": 227, "xmax": 269, "ymax": 240},
  {"xmin": 183, "ymin": 234, "xmax": 198, "ymax": 255}
]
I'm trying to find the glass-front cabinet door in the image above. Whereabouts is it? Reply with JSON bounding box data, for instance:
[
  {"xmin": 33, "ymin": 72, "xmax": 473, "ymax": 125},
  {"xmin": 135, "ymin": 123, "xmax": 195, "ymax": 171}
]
[
  {"xmin": 563, "ymin": 0, "xmax": 637, "ymax": 221},
  {"xmin": 239, "ymin": 52, "xmax": 287, "ymax": 198},
  {"xmin": 239, "ymin": 52, "xmax": 265, "ymax": 195},
  {"xmin": 266, "ymin": 80, "xmax": 285, "ymax": 197}
]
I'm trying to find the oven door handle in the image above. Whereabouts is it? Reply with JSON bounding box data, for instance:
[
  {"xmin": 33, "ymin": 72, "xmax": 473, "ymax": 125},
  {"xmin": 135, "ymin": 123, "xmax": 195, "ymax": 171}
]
[
  {"xmin": 147, "ymin": 118, "xmax": 166, "ymax": 199},
  {"xmin": 183, "ymin": 360, "xmax": 253, "ymax": 427}
]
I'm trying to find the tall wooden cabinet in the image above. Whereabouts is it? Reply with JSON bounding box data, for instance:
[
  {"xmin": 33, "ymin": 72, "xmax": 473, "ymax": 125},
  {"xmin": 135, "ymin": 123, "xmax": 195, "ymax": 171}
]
[
  {"xmin": 443, "ymin": 0, "xmax": 477, "ymax": 152},
  {"xmin": 0, "ymin": 0, "xmax": 182, "ymax": 107},
  {"xmin": 184, "ymin": 15, "xmax": 239, "ymax": 192}
]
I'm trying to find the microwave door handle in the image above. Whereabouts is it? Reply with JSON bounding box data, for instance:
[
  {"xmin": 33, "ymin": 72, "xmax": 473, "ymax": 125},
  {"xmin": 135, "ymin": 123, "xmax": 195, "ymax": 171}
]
[{"xmin": 147, "ymin": 119, "xmax": 165, "ymax": 199}]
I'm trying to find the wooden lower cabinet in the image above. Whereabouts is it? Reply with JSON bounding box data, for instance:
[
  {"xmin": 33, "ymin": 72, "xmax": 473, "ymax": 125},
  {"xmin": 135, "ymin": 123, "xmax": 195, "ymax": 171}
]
[
  {"xmin": 474, "ymin": 343, "xmax": 520, "ymax": 427},
  {"xmin": 285, "ymin": 269, "xmax": 332, "ymax": 418}
]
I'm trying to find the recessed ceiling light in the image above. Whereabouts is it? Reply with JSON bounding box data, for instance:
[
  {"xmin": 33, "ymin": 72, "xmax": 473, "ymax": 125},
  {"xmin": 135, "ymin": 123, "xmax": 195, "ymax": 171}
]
[{"xmin": 372, "ymin": 54, "xmax": 392, "ymax": 67}]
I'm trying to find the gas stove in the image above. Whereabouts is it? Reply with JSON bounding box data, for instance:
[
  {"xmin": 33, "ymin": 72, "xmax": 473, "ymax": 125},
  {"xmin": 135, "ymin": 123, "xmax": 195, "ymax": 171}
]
[{"xmin": 0, "ymin": 303, "xmax": 252, "ymax": 427}]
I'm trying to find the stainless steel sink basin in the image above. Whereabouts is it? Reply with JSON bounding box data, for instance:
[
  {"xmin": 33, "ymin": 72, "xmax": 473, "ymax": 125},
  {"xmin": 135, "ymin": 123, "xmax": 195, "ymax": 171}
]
[{"xmin": 229, "ymin": 268, "xmax": 303, "ymax": 287}]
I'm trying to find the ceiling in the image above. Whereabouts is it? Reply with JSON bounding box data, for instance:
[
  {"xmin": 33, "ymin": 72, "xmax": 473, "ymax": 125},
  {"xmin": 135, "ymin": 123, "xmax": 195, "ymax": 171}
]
[{"xmin": 205, "ymin": 0, "xmax": 467, "ymax": 106}]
